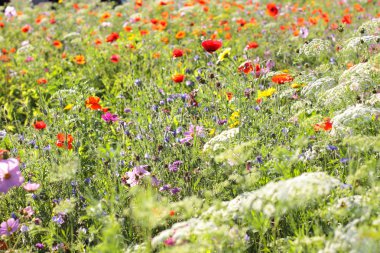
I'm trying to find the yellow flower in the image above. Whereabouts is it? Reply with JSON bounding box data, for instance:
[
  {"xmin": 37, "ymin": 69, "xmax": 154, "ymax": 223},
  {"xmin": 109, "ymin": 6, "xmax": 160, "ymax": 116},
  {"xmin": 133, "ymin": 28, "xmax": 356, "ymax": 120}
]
[
  {"xmin": 209, "ymin": 128, "xmax": 216, "ymax": 136},
  {"xmin": 291, "ymin": 83, "xmax": 302, "ymax": 89},
  {"xmin": 217, "ymin": 47, "xmax": 231, "ymax": 63},
  {"xmin": 64, "ymin": 104, "xmax": 74, "ymax": 110},
  {"xmin": 257, "ymin": 87, "xmax": 276, "ymax": 99}
]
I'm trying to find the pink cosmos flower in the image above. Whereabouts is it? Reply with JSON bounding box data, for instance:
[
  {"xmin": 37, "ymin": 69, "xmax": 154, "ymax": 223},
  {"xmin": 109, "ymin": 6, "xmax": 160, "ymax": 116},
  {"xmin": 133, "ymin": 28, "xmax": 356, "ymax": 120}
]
[
  {"xmin": 0, "ymin": 158, "xmax": 24, "ymax": 194},
  {"xmin": 23, "ymin": 183, "xmax": 40, "ymax": 192},
  {"xmin": 0, "ymin": 218, "xmax": 19, "ymax": 236},
  {"xmin": 23, "ymin": 206, "xmax": 34, "ymax": 217},
  {"xmin": 123, "ymin": 165, "xmax": 150, "ymax": 187}
]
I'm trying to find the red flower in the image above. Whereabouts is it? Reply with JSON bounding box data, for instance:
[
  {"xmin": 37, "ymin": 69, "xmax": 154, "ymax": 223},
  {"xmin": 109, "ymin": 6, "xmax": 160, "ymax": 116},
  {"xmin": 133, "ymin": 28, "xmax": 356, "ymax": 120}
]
[
  {"xmin": 271, "ymin": 73, "xmax": 293, "ymax": 84},
  {"xmin": 37, "ymin": 78, "xmax": 48, "ymax": 84},
  {"xmin": 106, "ymin": 32, "xmax": 119, "ymax": 43},
  {"xmin": 172, "ymin": 74, "xmax": 185, "ymax": 83},
  {"xmin": 238, "ymin": 60, "xmax": 254, "ymax": 74},
  {"xmin": 56, "ymin": 133, "xmax": 74, "ymax": 150},
  {"xmin": 201, "ymin": 40, "xmax": 222, "ymax": 53},
  {"xmin": 85, "ymin": 96, "xmax": 102, "ymax": 110},
  {"xmin": 341, "ymin": 14, "xmax": 352, "ymax": 24},
  {"xmin": 172, "ymin": 49, "xmax": 184, "ymax": 58},
  {"xmin": 245, "ymin": 41, "xmax": 259, "ymax": 50},
  {"xmin": 169, "ymin": 210, "xmax": 176, "ymax": 216},
  {"xmin": 314, "ymin": 118, "xmax": 333, "ymax": 132},
  {"xmin": 33, "ymin": 121, "xmax": 46, "ymax": 130},
  {"xmin": 110, "ymin": 54, "xmax": 120, "ymax": 63},
  {"xmin": 267, "ymin": 3, "xmax": 279, "ymax": 17}
]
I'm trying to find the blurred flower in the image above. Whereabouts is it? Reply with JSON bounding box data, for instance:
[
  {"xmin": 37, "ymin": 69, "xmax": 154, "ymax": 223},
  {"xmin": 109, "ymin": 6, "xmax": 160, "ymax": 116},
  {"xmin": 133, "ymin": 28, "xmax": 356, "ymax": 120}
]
[
  {"xmin": 85, "ymin": 96, "xmax": 102, "ymax": 110},
  {"xmin": 266, "ymin": 3, "xmax": 279, "ymax": 17},
  {"xmin": 33, "ymin": 121, "xmax": 46, "ymax": 130},
  {"xmin": 172, "ymin": 74, "xmax": 185, "ymax": 83},
  {"xmin": 0, "ymin": 130, "xmax": 6, "ymax": 139},
  {"xmin": 272, "ymin": 73, "xmax": 294, "ymax": 84},
  {"xmin": 0, "ymin": 218, "xmax": 19, "ymax": 236},
  {"xmin": 35, "ymin": 243, "xmax": 44, "ymax": 250},
  {"xmin": 53, "ymin": 40, "xmax": 63, "ymax": 49},
  {"xmin": 314, "ymin": 118, "xmax": 333, "ymax": 132},
  {"xmin": 300, "ymin": 27, "xmax": 309, "ymax": 38},
  {"xmin": 74, "ymin": 55, "xmax": 86, "ymax": 65},
  {"xmin": 245, "ymin": 42, "xmax": 259, "ymax": 50},
  {"xmin": 180, "ymin": 125, "xmax": 204, "ymax": 143},
  {"xmin": 106, "ymin": 32, "xmax": 119, "ymax": 43},
  {"xmin": 168, "ymin": 161, "xmax": 183, "ymax": 172},
  {"xmin": 257, "ymin": 87, "xmax": 276, "ymax": 99},
  {"xmin": 56, "ymin": 133, "xmax": 73, "ymax": 150},
  {"xmin": 0, "ymin": 158, "xmax": 24, "ymax": 194},
  {"xmin": 123, "ymin": 165, "xmax": 150, "ymax": 187},
  {"xmin": 5, "ymin": 6, "xmax": 17, "ymax": 19},
  {"xmin": 23, "ymin": 183, "xmax": 40, "ymax": 192},
  {"xmin": 172, "ymin": 49, "xmax": 184, "ymax": 58},
  {"xmin": 110, "ymin": 54, "xmax": 120, "ymax": 63},
  {"xmin": 217, "ymin": 47, "xmax": 231, "ymax": 62}
]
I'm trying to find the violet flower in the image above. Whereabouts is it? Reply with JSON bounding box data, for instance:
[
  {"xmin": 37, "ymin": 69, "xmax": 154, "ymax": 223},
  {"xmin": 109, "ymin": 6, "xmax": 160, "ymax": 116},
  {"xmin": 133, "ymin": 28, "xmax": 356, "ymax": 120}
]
[
  {"xmin": 101, "ymin": 112, "xmax": 119, "ymax": 123},
  {"xmin": 0, "ymin": 218, "xmax": 19, "ymax": 236},
  {"xmin": 124, "ymin": 165, "xmax": 150, "ymax": 187}
]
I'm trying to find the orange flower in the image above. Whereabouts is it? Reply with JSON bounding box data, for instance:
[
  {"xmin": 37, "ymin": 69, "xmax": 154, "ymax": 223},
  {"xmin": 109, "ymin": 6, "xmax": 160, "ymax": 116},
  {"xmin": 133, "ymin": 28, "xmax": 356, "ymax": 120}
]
[
  {"xmin": 341, "ymin": 14, "xmax": 352, "ymax": 24},
  {"xmin": 226, "ymin": 92, "xmax": 233, "ymax": 101},
  {"xmin": 53, "ymin": 40, "xmax": 62, "ymax": 49},
  {"xmin": 172, "ymin": 74, "xmax": 185, "ymax": 83},
  {"xmin": 175, "ymin": 31, "xmax": 186, "ymax": 39},
  {"xmin": 245, "ymin": 41, "xmax": 259, "ymax": 50},
  {"xmin": 74, "ymin": 55, "xmax": 86, "ymax": 65},
  {"xmin": 85, "ymin": 96, "xmax": 102, "ymax": 110},
  {"xmin": 153, "ymin": 52, "xmax": 161, "ymax": 59},
  {"xmin": 106, "ymin": 32, "xmax": 119, "ymax": 43},
  {"xmin": 238, "ymin": 60, "xmax": 254, "ymax": 74},
  {"xmin": 37, "ymin": 78, "xmax": 48, "ymax": 84},
  {"xmin": 94, "ymin": 39, "xmax": 102, "ymax": 46},
  {"xmin": 271, "ymin": 73, "xmax": 293, "ymax": 84}
]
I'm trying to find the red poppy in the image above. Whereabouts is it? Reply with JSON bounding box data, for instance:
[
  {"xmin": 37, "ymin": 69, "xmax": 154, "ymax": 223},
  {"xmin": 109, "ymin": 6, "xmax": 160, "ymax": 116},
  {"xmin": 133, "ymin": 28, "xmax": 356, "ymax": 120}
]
[
  {"xmin": 245, "ymin": 41, "xmax": 259, "ymax": 50},
  {"xmin": 169, "ymin": 210, "xmax": 176, "ymax": 216},
  {"xmin": 238, "ymin": 60, "xmax": 254, "ymax": 74},
  {"xmin": 266, "ymin": 3, "xmax": 279, "ymax": 17},
  {"xmin": 314, "ymin": 118, "xmax": 333, "ymax": 132},
  {"xmin": 226, "ymin": 92, "xmax": 233, "ymax": 101},
  {"xmin": 33, "ymin": 121, "xmax": 46, "ymax": 130},
  {"xmin": 172, "ymin": 49, "xmax": 184, "ymax": 58},
  {"xmin": 172, "ymin": 74, "xmax": 185, "ymax": 83},
  {"xmin": 110, "ymin": 54, "xmax": 120, "ymax": 63},
  {"xmin": 271, "ymin": 73, "xmax": 293, "ymax": 84},
  {"xmin": 21, "ymin": 24, "xmax": 31, "ymax": 33},
  {"xmin": 85, "ymin": 96, "xmax": 102, "ymax": 110},
  {"xmin": 56, "ymin": 133, "xmax": 74, "ymax": 150},
  {"xmin": 341, "ymin": 14, "xmax": 352, "ymax": 24},
  {"xmin": 106, "ymin": 32, "xmax": 119, "ymax": 43},
  {"xmin": 201, "ymin": 40, "xmax": 222, "ymax": 53}
]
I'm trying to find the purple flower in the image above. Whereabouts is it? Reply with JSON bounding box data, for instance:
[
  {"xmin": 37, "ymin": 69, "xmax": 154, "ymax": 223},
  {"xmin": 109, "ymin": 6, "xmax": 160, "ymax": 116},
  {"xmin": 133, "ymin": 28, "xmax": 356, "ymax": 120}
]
[
  {"xmin": 170, "ymin": 187, "xmax": 181, "ymax": 195},
  {"xmin": 5, "ymin": 6, "xmax": 17, "ymax": 19},
  {"xmin": 168, "ymin": 161, "xmax": 183, "ymax": 172},
  {"xmin": 151, "ymin": 176, "xmax": 162, "ymax": 187},
  {"xmin": 0, "ymin": 218, "xmax": 19, "ymax": 236},
  {"xmin": 327, "ymin": 145, "xmax": 338, "ymax": 151},
  {"xmin": 101, "ymin": 112, "xmax": 119, "ymax": 123},
  {"xmin": 35, "ymin": 243, "xmax": 44, "ymax": 249},
  {"xmin": 266, "ymin": 59, "xmax": 275, "ymax": 69},
  {"xmin": 159, "ymin": 184, "xmax": 171, "ymax": 192},
  {"xmin": 340, "ymin": 158, "xmax": 349, "ymax": 164},
  {"xmin": 217, "ymin": 119, "xmax": 227, "ymax": 125},
  {"xmin": 0, "ymin": 158, "xmax": 24, "ymax": 194},
  {"xmin": 52, "ymin": 213, "xmax": 65, "ymax": 226},
  {"xmin": 124, "ymin": 108, "xmax": 132, "ymax": 113}
]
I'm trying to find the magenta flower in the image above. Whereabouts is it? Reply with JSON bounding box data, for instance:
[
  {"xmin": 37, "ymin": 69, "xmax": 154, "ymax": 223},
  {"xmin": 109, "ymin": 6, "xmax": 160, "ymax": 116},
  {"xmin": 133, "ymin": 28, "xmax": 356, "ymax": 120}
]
[
  {"xmin": 0, "ymin": 218, "xmax": 19, "ymax": 236},
  {"xmin": 23, "ymin": 183, "xmax": 40, "ymax": 192},
  {"xmin": 0, "ymin": 158, "xmax": 24, "ymax": 194},
  {"xmin": 164, "ymin": 237, "xmax": 175, "ymax": 246},
  {"xmin": 180, "ymin": 125, "xmax": 204, "ymax": 143},
  {"xmin": 101, "ymin": 112, "xmax": 119, "ymax": 123}
]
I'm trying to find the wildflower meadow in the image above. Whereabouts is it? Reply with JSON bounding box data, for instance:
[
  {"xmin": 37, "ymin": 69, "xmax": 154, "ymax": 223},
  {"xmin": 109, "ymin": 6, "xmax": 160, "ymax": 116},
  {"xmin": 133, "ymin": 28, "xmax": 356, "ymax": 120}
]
[{"xmin": 0, "ymin": 0, "xmax": 379, "ymax": 252}]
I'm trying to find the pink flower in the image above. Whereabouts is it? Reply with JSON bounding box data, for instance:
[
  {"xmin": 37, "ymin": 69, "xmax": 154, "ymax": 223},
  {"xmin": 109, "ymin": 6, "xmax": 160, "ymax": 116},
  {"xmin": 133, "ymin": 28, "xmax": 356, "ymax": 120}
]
[
  {"xmin": 0, "ymin": 218, "xmax": 19, "ymax": 236},
  {"xmin": 164, "ymin": 237, "xmax": 175, "ymax": 246},
  {"xmin": 180, "ymin": 125, "xmax": 204, "ymax": 143},
  {"xmin": 123, "ymin": 165, "xmax": 150, "ymax": 187},
  {"xmin": 0, "ymin": 158, "xmax": 24, "ymax": 194},
  {"xmin": 23, "ymin": 206, "xmax": 34, "ymax": 217},
  {"xmin": 110, "ymin": 54, "xmax": 120, "ymax": 63},
  {"xmin": 23, "ymin": 183, "xmax": 40, "ymax": 192}
]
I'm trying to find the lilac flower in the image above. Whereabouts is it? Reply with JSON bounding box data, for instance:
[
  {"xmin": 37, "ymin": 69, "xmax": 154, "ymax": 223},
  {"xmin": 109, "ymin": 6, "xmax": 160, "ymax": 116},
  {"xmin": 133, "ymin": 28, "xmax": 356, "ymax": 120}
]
[
  {"xmin": 20, "ymin": 224, "xmax": 29, "ymax": 232},
  {"xmin": 5, "ymin": 6, "xmax": 17, "ymax": 19},
  {"xmin": 124, "ymin": 108, "xmax": 132, "ymax": 113},
  {"xmin": 101, "ymin": 112, "xmax": 119, "ymax": 123},
  {"xmin": 151, "ymin": 176, "xmax": 162, "ymax": 187},
  {"xmin": 218, "ymin": 119, "xmax": 227, "ymax": 125},
  {"xmin": 168, "ymin": 161, "xmax": 183, "ymax": 172},
  {"xmin": 124, "ymin": 165, "xmax": 150, "ymax": 187},
  {"xmin": 52, "ymin": 213, "xmax": 65, "ymax": 226},
  {"xmin": 23, "ymin": 206, "xmax": 34, "ymax": 217},
  {"xmin": 180, "ymin": 125, "xmax": 204, "ymax": 144},
  {"xmin": 266, "ymin": 59, "xmax": 275, "ymax": 69},
  {"xmin": 35, "ymin": 243, "xmax": 44, "ymax": 249},
  {"xmin": 0, "ymin": 158, "xmax": 24, "ymax": 194},
  {"xmin": 300, "ymin": 27, "xmax": 309, "ymax": 38},
  {"xmin": 340, "ymin": 158, "xmax": 349, "ymax": 164},
  {"xmin": 0, "ymin": 218, "xmax": 19, "ymax": 236},
  {"xmin": 159, "ymin": 184, "xmax": 171, "ymax": 192},
  {"xmin": 327, "ymin": 145, "xmax": 338, "ymax": 151}
]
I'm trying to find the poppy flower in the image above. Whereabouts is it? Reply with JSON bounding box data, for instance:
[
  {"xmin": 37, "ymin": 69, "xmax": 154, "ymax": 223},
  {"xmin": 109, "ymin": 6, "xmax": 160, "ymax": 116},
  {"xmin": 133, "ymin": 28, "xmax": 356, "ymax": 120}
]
[
  {"xmin": 266, "ymin": 3, "xmax": 278, "ymax": 17},
  {"xmin": 106, "ymin": 32, "xmax": 119, "ymax": 43},
  {"xmin": 74, "ymin": 55, "xmax": 85, "ymax": 65},
  {"xmin": 341, "ymin": 14, "xmax": 352, "ymax": 24},
  {"xmin": 21, "ymin": 24, "xmax": 31, "ymax": 33},
  {"xmin": 271, "ymin": 73, "xmax": 294, "ymax": 84},
  {"xmin": 85, "ymin": 96, "xmax": 102, "ymax": 110},
  {"xmin": 172, "ymin": 74, "xmax": 185, "ymax": 83},
  {"xmin": 314, "ymin": 118, "xmax": 333, "ymax": 132},
  {"xmin": 53, "ymin": 40, "xmax": 62, "ymax": 49},
  {"xmin": 56, "ymin": 133, "xmax": 73, "ymax": 150},
  {"xmin": 201, "ymin": 40, "xmax": 222, "ymax": 53},
  {"xmin": 245, "ymin": 42, "xmax": 259, "ymax": 50},
  {"xmin": 33, "ymin": 121, "xmax": 46, "ymax": 130},
  {"xmin": 238, "ymin": 60, "xmax": 254, "ymax": 74},
  {"xmin": 37, "ymin": 78, "xmax": 48, "ymax": 84},
  {"xmin": 226, "ymin": 92, "xmax": 233, "ymax": 101},
  {"xmin": 172, "ymin": 49, "xmax": 184, "ymax": 58},
  {"xmin": 110, "ymin": 54, "xmax": 120, "ymax": 63}
]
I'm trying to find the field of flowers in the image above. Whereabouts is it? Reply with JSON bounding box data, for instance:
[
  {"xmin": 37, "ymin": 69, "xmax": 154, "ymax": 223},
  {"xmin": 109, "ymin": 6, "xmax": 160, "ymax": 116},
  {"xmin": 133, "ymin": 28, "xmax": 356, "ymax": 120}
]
[{"xmin": 0, "ymin": 0, "xmax": 379, "ymax": 252}]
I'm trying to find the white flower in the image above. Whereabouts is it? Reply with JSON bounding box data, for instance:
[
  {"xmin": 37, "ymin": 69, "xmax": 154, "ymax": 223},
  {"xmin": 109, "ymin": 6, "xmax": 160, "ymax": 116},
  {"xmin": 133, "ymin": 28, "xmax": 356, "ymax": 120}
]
[
  {"xmin": 0, "ymin": 130, "xmax": 6, "ymax": 139},
  {"xmin": 5, "ymin": 6, "xmax": 17, "ymax": 19}
]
